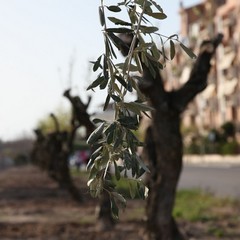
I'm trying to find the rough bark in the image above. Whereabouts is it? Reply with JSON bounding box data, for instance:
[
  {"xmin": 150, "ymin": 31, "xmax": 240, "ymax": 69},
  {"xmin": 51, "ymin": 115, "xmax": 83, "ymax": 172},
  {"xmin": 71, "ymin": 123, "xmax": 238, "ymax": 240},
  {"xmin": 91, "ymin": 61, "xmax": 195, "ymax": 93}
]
[{"xmin": 142, "ymin": 101, "xmax": 184, "ymax": 240}]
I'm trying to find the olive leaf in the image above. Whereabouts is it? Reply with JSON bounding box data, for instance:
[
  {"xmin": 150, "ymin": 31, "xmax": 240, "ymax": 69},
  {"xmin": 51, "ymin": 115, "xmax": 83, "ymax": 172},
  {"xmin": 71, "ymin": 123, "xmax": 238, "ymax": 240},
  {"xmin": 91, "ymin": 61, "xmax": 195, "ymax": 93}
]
[
  {"xmin": 170, "ymin": 40, "xmax": 175, "ymax": 60},
  {"xmin": 180, "ymin": 43, "xmax": 197, "ymax": 59},
  {"xmin": 107, "ymin": 5, "xmax": 121, "ymax": 12},
  {"xmin": 108, "ymin": 17, "xmax": 131, "ymax": 26}
]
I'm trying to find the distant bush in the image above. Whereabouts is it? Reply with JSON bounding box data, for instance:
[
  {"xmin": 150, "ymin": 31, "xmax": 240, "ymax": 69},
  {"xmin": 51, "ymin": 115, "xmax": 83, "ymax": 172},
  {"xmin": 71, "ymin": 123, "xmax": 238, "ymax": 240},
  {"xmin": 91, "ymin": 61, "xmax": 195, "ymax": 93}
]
[
  {"xmin": 220, "ymin": 141, "xmax": 239, "ymax": 155},
  {"xmin": 184, "ymin": 141, "xmax": 201, "ymax": 154},
  {"xmin": 221, "ymin": 121, "xmax": 235, "ymax": 139},
  {"xmin": 183, "ymin": 121, "xmax": 239, "ymax": 155}
]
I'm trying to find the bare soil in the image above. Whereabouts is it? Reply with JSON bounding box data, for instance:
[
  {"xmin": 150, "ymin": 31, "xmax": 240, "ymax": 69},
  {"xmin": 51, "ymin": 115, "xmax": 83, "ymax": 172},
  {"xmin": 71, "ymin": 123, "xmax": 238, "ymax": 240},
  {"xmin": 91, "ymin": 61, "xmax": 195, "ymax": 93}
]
[{"xmin": 0, "ymin": 165, "xmax": 239, "ymax": 240}]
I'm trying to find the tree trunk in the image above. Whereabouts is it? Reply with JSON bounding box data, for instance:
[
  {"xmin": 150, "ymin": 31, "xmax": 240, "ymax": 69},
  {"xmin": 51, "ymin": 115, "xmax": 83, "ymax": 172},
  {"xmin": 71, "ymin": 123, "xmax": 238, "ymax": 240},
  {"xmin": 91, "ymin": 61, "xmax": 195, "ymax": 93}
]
[
  {"xmin": 95, "ymin": 189, "xmax": 115, "ymax": 231},
  {"xmin": 57, "ymin": 148, "xmax": 82, "ymax": 201},
  {"xmin": 143, "ymin": 109, "xmax": 184, "ymax": 240},
  {"xmin": 31, "ymin": 129, "xmax": 83, "ymax": 202},
  {"xmin": 144, "ymin": 116, "xmax": 184, "ymax": 239},
  {"xmin": 63, "ymin": 89, "xmax": 115, "ymax": 229}
]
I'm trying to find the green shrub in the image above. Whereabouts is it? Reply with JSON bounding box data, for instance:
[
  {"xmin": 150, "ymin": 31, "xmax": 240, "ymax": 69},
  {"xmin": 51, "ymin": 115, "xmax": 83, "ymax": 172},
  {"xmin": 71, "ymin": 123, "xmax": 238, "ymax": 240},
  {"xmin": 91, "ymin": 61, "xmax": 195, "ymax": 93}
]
[
  {"xmin": 183, "ymin": 122, "xmax": 240, "ymax": 155},
  {"xmin": 221, "ymin": 121, "xmax": 235, "ymax": 139},
  {"xmin": 220, "ymin": 140, "xmax": 239, "ymax": 155}
]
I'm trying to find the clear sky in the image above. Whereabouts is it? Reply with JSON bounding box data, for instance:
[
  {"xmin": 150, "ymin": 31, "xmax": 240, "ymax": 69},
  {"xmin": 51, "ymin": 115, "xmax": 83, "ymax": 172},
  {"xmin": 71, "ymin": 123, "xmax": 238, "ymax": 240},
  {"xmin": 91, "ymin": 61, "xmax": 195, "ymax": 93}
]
[{"xmin": 0, "ymin": 0, "xmax": 201, "ymax": 141}]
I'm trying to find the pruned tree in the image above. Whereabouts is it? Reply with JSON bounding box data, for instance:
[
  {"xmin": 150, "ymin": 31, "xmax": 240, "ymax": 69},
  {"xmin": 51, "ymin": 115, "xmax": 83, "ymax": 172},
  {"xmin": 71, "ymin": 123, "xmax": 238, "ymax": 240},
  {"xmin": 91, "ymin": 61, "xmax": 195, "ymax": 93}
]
[
  {"xmin": 114, "ymin": 30, "xmax": 223, "ymax": 239},
  {"xmin": 138, "ymin": 34, "xmax": 223, "ymax": 239},
  {"xmin": 31, "ymin": 89, "xmax": 95, "ymax": 202},
  {"xmin": 31, "ymin": 115, "xmax": 82, "ymax": 202}
]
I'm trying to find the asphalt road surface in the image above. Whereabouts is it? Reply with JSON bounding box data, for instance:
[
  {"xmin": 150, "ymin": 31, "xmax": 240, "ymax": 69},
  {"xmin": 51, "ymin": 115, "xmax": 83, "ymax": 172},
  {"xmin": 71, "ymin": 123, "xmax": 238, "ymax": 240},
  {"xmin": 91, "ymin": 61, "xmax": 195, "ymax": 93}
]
[{"xmin": 178, "ymin": 164, "xmax": 240, "ymax": 199}]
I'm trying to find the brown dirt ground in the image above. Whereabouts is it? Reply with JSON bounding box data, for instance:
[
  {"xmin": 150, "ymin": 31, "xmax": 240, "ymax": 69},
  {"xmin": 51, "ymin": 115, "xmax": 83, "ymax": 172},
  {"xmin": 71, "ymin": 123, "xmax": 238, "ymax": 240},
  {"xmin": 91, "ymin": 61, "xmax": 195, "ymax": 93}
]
[{"xmin": 0, "ymin": 165, "xmax": 239, "ymax": 240}]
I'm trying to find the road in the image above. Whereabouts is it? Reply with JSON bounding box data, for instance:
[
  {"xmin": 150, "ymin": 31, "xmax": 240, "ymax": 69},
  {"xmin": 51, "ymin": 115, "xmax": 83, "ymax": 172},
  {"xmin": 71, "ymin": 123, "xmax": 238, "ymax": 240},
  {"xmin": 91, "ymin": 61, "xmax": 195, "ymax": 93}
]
[{"xmin": 178, "ymin": 164, "xmax": 240, "ymax": 199}]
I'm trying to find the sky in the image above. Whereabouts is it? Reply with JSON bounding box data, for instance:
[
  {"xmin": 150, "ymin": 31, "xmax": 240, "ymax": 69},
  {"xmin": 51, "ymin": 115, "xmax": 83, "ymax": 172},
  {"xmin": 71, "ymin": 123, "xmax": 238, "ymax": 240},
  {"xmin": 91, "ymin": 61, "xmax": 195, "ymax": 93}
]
[{"xmin": 0, "ymin": 0, "xmax": 201, "ymax": 141}]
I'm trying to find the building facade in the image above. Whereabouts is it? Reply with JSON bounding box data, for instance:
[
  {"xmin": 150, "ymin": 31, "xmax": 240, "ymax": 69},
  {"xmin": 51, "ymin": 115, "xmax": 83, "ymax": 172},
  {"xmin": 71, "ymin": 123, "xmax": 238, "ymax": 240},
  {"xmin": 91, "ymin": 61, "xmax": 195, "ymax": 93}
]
[{"xmin": 170, "ymin": 0, "xmax": 240, "ymax": 134}]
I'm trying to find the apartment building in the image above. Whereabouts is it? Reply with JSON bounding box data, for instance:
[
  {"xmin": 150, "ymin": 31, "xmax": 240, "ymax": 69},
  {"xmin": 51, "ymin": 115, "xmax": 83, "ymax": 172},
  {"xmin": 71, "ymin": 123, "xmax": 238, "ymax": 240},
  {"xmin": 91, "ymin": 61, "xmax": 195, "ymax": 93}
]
[{"xmin": 171, "ymin": 0, "xmax": 240, "ymax": 133}]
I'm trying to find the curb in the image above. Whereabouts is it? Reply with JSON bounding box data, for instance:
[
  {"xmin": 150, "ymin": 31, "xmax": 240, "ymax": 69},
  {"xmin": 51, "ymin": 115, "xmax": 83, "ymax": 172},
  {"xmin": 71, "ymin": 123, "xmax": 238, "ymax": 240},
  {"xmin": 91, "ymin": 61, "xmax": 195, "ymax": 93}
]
[{"xmin": 183, "ymin": 154, "xmax": 240, "ymax": 166}]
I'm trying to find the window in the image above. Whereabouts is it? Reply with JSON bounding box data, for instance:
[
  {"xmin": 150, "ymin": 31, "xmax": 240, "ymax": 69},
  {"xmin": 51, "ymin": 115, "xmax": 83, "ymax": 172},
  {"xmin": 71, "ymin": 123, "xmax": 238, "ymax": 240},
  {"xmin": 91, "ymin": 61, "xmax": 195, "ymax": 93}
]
[{"xmin": 216, "ymin": 0, "xmax": 226, "ymax": 6}]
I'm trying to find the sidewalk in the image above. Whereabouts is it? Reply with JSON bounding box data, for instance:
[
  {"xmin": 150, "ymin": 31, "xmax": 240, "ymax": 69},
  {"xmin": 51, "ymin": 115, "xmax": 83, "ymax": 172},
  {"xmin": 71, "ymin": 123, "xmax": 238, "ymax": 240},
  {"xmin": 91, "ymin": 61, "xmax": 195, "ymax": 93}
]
[{"xmin": 183, "ymin": 154, "xmax": 240, "ymax": 166}]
